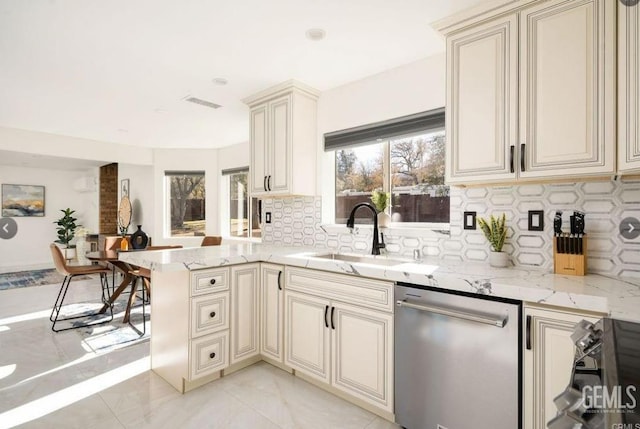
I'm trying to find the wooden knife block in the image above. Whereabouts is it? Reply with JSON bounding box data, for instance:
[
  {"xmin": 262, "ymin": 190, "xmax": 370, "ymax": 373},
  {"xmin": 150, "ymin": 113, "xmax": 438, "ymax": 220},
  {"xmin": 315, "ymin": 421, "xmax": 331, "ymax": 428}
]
[{"xmin": 553, "ymin": 236, "xmax": 587, "ymax": 276}]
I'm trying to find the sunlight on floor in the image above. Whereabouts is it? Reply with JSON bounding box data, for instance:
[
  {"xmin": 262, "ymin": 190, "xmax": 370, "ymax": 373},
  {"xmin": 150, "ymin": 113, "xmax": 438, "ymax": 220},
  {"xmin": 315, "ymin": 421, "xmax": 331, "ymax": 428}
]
[
  {"xmin": 0, "ymin": 353, "xmax": 96, "ymax": 390},
  {"xmin": 0, "ymin": 357, "xmax": 150, "ymax": 429},
  {"xmin": 0, "ymin": 309, "xmax": 51, "ymax": 326},
  {"xmin": 0, "ymin": 365, "xmax": 16, "ymax": 381},
  {"xmin": 0, "ymin": 326, "xmax": 9, "ymax": 333}
]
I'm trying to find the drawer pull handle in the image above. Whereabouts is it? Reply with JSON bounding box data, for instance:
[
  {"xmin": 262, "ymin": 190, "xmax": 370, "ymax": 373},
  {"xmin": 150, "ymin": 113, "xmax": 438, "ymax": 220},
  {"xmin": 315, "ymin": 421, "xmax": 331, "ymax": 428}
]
[
  {"xmin": 209, "ymin": 279, "xmax": 216, "ymax": 285},
  {"xmin": 209, "ymin": 352, "xmax": 216, "ymax": 359},
  {"xmin": 209, "ymin": 311, "xmax": 216, "ymax": 318}
]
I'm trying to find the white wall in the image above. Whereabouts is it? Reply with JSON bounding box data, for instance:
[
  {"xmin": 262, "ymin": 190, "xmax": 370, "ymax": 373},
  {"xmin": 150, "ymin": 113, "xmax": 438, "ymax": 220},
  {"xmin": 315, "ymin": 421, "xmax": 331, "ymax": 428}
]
[
  {"xmin": 0, "ymin": 165, "xmax": 99, "ymax": 272},
  {"xmin": 316, "ymin": 53, "xmax": 447, "ymax": 221},
  {"xmin": 0, "ymin": 126, "xmax": 153, "ymax": 165},
  {"xmin": 118, "ymin": 163, "xmax": 154, "ymax": 241},
  {"xmin": 151, "ymin": 148, "xmax": 220, "ymax": 247}
]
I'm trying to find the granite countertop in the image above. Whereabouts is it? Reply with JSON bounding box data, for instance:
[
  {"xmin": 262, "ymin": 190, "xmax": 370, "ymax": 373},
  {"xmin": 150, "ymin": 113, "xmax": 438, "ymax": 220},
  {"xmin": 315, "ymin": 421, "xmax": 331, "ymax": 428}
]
[{"xmin": 118, "ymin": 243, "xmax": 640, "ymax": 323}]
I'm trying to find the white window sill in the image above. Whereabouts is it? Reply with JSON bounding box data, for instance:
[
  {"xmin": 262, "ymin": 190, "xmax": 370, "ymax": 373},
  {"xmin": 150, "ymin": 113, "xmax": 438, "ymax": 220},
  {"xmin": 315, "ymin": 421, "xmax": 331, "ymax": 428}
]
[
  {"xmin": 320, "ymin": 223, "xmax": 450, "ymax": 238},
  {"xmin": 222, "ymin": 236, "xmax": 263, "ymax": 244}
]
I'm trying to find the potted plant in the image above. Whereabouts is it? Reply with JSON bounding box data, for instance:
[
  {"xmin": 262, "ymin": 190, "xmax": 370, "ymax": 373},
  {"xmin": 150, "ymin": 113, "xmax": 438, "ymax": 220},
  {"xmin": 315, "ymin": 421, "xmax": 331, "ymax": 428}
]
[
  {"xmin": 370, "ymin": 189, "xmax": 391, "ymax": 227},
  {"xmin": 477, "ymin": 213, "xmax": 509, "ymax": 268},
  {"xmin": 53, "ymin": 208, "xmax": 78, "ymax": 260}
]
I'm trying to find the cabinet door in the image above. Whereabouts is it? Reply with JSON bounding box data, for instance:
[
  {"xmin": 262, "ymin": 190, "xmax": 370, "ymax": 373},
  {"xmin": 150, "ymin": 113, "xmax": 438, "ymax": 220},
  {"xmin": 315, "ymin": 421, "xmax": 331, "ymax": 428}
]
[
  {"xmin": 446, "ymin": 14, "xmax": 518, "ymax": 184},
  {"xmin": 331, "ymin": 302, "xmax": 393, "ymax": 413},
  {"xmin": 250, "ymin": 104, "xmax": 269, "ymax": 195},
  {"xmin": 619, "ymin": 2, "xmax": 640, "ymax": 172},
  {"xmin": 268, "ymin": 94, "xmax": 291, "ymax": 194},
  {"xmin": 260, "ymin": 263, "xmax": 284, "ymax": 362},
  {"xmin": 284, "ymin": 291, "xmax": 331, "ymax": 384},
  {"xmin": 519, "ymin": 0, "xmax": 615, "ymax": 178},
  {"xmin": 523, "ymin": 307, "xmax": 600, "ymax": 429},
  {"xmin": 230, "ymin": 264, "xmax": 260, "ymax": 364}
]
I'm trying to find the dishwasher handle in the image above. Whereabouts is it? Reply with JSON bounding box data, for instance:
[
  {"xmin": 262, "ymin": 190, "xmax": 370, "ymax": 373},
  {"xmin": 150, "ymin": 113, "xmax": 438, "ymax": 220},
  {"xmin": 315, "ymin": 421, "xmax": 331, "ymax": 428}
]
[{"xmin": 396, "ymin": 299, "xmax": 508, "ymax": 328}]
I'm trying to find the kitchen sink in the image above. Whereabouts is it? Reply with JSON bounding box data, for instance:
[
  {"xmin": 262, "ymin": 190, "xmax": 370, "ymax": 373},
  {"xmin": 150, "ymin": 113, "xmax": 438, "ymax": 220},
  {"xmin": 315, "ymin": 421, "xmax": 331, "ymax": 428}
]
[{"xmin": 311, "ymin": 252, "xmax": 409, "ymax": 267}]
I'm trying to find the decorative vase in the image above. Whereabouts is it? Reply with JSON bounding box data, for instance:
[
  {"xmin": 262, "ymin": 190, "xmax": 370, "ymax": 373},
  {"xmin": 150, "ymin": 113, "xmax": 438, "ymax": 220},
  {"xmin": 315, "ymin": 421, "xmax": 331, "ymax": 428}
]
[
  {"xmin": 130, "ymin": 225, "xmax": 149, "ymax": 249},
  {"xmin": 76, "ymin": 237, "xmax": 88, "ymax": 264},
  {"xmin": 489, "ymin": 251, "xmax": 509, "ymax": 268},
  {"xmin": 377, "ymin": 211, "xmax": 391, "ymax": 228},
  {"xmin": 120, "ymin": 236, "xmax": 129, "ymax": 251}
]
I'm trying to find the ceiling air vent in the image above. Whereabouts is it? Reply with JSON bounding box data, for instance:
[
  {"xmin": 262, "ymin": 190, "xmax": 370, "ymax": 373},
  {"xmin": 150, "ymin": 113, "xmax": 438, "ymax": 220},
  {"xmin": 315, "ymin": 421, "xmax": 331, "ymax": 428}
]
[{"xmin": 184, "ymin": 96, "xmax": 222, "ymax": 109}]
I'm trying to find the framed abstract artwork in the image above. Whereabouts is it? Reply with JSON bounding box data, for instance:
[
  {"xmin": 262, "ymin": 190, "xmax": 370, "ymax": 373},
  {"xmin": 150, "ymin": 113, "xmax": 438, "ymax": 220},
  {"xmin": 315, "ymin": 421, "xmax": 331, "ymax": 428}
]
[{"xmin": 1, "ymin": 184, "xmax": 45, "ymax": 217}]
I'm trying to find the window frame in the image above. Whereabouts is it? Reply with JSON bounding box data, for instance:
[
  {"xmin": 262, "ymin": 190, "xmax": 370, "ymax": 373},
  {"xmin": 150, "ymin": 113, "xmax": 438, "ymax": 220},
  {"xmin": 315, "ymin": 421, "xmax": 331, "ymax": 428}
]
[
  {"xmin": 164, "ymin": 171, "xmax": 206, "ymax": 238},
  {"xmin": 333, "ymin": 128, "xmax": 449, "ymax": 229},
  {"xmin": 221, "ymin": 167, "xmax": 261, "ymax": 240}
]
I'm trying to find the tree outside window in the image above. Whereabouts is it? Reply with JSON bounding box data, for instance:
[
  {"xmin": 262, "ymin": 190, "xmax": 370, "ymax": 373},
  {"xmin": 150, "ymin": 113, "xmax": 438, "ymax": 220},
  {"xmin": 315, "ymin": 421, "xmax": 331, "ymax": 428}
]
[
  {"xmin": 166, "ymin": 172, "xmax": 205, "ymax": 236},
  {"xmin": 335, "ymin": 130, "xmax": 448, "ymax": 224}
]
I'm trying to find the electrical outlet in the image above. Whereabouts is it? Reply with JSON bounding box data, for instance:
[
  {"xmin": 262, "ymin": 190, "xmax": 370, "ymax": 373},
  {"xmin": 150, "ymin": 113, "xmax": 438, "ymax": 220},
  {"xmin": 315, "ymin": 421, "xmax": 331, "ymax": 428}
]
[
  {"xmin": 528, "ymin": 210, "xmax": 544, "ymax": 231},
  {"xmin": 265, "ymin": 212, "xmax": 272, "ymax": 224},
  {"xmin": 463, "ymin": 211, "xmax": 476, "ymax": 230}
]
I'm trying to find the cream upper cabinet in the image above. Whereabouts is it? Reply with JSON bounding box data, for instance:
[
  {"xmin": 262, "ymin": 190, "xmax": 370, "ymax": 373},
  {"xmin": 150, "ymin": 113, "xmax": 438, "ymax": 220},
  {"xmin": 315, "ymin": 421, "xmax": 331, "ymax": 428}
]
[
  {"xmin": 446, "ymin": 14, "xmax": 518, "ymax": 183},
  {"xmin": 443, "ymin": 0, "xmax": 616, "ymax": 185},
  {"xmin": 249, "ymin": 104, "xmax": 268, "ymax": 194},
  {"xmin": 259, "ymin": 263, "xmax": 284, "ymax": 363},
  {"xmin": 243, "ymin": 80, "xmax": 319, "ymax": 197},
  {"xmin": 519, "ymin": 0, "xmax": 615, "ymax": 178},
  {"xmin": 618, "ymin": 1, "xmax": 640, "ymax": 172},
  {"xmin": 523, "ymin": 306, "xmax": 601, "ymax": 429},
  {"xmin": 230, "ymin": 264, "xmax": 260, "ymax": 365}
]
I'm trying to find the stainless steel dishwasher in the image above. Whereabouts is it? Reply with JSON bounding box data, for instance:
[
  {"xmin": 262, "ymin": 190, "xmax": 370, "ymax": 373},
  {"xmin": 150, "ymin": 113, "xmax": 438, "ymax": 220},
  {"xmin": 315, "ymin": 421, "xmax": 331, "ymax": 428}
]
[{"xmin": 395, "ymin": 282, "xmax": 522, "ymax": 429}]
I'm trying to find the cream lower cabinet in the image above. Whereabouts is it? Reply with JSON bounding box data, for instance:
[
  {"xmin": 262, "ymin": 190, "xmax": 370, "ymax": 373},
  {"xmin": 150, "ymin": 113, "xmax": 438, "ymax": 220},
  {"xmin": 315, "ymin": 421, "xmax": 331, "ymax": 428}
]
[
  {"xmin": 259, "ymin": 263, "xmax": 284, "ymax": 363},
  {"xmin": 149, "ymin": 267, "xmax": 230, "ymax": 393},
  {"xmin": 523, "ymin": 305, "xmax": 602, "ymax": 429},
  {"xmin": 230, "ymin": 264, "xmax": 260, "ymax": 364},
  {"xmin": 284, "ymin": 267, "xmax": 394, "ymax": 415}
]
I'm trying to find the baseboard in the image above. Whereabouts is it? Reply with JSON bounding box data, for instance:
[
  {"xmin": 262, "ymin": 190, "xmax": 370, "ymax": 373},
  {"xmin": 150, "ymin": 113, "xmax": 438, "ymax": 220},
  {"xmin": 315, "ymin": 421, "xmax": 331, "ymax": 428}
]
[
  {"xmin": 0, "ymin": 262, "xmax": 54, "ymax": 274},
  {"xmin": 293, "ymin": 370, "xmax": 395, "ymax": 423}
]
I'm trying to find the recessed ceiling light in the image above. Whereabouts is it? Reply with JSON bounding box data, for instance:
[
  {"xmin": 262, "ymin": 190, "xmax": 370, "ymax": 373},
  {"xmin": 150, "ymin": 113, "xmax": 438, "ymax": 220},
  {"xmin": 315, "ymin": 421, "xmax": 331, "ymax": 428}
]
[
  {"xmin": 212, "ymin": 77, "xmax": 228, "ymax": 86},
  {"xmin": 154, "ymin": 108, "xmax": 168, "ymax": 114},
  {"xmin": 305, "ymin": 28, "xmax": 326, "ymax": 41},
  {"xmin": 117, "ymin": 128, "xmax": 129, "ymax": 133}
]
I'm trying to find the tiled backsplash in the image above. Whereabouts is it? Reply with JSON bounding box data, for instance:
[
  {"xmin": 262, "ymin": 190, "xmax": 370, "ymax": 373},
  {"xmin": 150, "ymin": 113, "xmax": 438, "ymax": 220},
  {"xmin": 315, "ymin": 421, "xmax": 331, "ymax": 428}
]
[{"xmin": 261, "ymin": 179, "xmax": 640, "ymax": 277}]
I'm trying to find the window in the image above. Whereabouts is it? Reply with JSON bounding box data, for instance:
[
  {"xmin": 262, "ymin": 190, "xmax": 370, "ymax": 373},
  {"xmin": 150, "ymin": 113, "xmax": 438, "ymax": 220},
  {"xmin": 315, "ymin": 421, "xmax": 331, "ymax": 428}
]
[
  {"xmin": 165, "ymin": 171, "xmax": 206, "ymax": 237},
  {"xmin": 329, "ymin": 109, "xmax": 449, "ymax": 225},
  {"xmin": 222, "ymin": 168, "xmax": 261, "ymax": 238}
]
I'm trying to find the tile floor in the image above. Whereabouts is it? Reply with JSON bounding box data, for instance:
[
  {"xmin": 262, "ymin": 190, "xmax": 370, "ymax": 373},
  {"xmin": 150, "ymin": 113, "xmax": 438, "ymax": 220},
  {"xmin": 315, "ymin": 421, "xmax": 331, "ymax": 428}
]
[{"xmin": 0, "ymin": 277, "xmax": 399, "ymax": 429}]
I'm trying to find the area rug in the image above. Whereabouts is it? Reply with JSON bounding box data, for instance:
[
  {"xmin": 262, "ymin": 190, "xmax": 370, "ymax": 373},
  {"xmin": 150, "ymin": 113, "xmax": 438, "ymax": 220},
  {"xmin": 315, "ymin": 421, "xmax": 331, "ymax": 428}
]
[
  {"xmin": 0, "ymin": 269, "xmax": 92, "ymax": 290},
  {"xmin": 74, "ymin": 300, "xmax": 150, "ymax": 354}
]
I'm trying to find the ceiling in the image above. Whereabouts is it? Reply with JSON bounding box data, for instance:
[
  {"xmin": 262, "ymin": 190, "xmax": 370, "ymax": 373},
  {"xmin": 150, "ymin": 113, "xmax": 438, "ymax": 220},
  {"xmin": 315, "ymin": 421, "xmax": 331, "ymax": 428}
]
[{"xmin": 0, "ymin": 0, "xmax": 482, "ymax": 150}]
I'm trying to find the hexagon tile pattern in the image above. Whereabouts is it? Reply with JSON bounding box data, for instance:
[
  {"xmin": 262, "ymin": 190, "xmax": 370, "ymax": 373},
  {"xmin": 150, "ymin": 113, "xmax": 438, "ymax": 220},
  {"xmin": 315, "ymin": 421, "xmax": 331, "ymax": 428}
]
[{"xmin": 260, "ymin": 180, "xmax": 640, "ymax": 277}]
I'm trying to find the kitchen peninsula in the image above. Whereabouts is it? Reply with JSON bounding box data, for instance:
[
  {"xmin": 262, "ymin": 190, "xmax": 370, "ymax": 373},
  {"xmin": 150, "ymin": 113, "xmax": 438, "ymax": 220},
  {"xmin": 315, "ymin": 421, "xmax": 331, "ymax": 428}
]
[{"xmin": 119, "ymin": 244, "xmax": 640, "ymax": 422}]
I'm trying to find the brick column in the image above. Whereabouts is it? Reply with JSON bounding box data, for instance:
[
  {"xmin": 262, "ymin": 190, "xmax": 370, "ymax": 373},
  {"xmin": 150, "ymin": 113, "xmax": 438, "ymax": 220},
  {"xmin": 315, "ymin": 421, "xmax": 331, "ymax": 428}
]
[{"xmin": 99, "ymin": 163, "xmax": 118, "ymax": 234}]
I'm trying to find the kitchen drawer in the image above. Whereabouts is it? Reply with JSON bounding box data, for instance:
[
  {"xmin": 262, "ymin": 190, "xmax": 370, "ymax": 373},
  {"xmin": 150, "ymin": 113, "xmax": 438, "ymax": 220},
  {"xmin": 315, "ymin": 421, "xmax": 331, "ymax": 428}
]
[
  {"xmin": 191, "ymin": 292, "xmax": 230, "ymax": 338},
  {"xmin": 190, "ymin": 268, "xmax": 229, "ymax": 296},
  {"xmin": 285, "ymin": 267, "xmax": 394, "ymax": 312},
  {"xmin": 189, "ymin": 330, "xmax": 229, "ymax": 380}
]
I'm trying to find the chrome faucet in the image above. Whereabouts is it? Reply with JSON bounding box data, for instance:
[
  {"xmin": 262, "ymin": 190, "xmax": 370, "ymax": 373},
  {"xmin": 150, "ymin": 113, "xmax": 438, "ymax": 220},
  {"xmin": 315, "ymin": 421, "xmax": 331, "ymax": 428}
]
[{"xmin": 346, "ymin": 202, "xmax": 386, "ymax": 255}]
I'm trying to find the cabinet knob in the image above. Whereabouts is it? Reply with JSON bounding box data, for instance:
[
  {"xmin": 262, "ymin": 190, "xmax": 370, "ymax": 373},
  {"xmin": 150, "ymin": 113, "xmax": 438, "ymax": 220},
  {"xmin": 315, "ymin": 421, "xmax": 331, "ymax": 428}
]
[
  {"xmin": 209, "ymin": 278, "xmax": 216, "ymax": 285},
  {"xmin": 209, "ymin": 352, "xmax": 216, "ymax": 359},
  {"xmin": 209, "ymin": 311, "xmax": 216, "ymax": 318}
]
